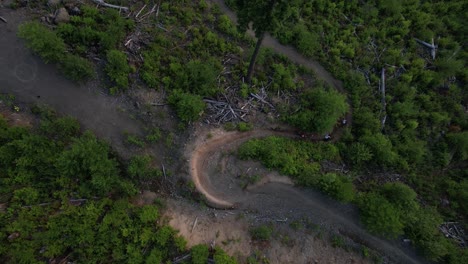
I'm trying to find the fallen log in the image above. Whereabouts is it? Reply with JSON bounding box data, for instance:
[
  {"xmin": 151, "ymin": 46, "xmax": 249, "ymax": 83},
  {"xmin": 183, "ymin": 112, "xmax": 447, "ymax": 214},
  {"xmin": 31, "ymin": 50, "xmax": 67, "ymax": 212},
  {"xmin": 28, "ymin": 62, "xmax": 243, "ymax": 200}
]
[
  {"xmin": 0, "ymin": 16, "xmax": 7, "ymax": 23},
  {"xmin": 92, "ymin": 0, "xmax": 129, "ymax": 12}
]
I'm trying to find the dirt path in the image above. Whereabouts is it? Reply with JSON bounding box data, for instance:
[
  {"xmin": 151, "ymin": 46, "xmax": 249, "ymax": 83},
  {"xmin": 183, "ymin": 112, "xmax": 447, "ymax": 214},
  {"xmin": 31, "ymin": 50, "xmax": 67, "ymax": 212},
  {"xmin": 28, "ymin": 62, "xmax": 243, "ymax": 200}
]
[
  {"xmin": 189, "ymin": 128, "xmax": 296, "ymax": 208},
  {"xmin": 0, "ymin": 9, "xmax": 142, "ymax": 155},
  {"xmin": 188, "ymin": 127, "xmax": 426, "ymax": 264}
]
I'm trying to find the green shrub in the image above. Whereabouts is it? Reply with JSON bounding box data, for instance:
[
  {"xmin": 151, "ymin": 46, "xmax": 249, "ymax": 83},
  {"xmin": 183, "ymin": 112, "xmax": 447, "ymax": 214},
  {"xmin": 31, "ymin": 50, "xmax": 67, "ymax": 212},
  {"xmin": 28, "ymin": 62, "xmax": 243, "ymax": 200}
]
[
  {"xmin": 168, "ymin": 90, "xmax": 206, "ymax": 122},
  {"xmin": 271, "ymin": 63, "xmax": 296, "ymax": 91},
  {"xmin": 217, "ymin": 14, "xmax": 239, "ymax": 37},
  {"xmin": 357, "ymin": 192, "xmax": 404, "ymax": 238},
  {"xmin": 59, "ymin": 54, "xmax": 95, "ymax": 82},
  {"xmin": 18, "ymin": 22, "xmax": 66, "ymax": 63},
  {"xmin": 127, "ymin": 155, "xmax": 161, "ymax": 180},
  {"xmin": 145, "ymin": 128, "xmax": 162, "ymax": 143},
  {"xmin": 317, "ymin": 173, "xmax": 355, "ymax": 202},
  {"xmin": 105, "ymin": 50, "xmax": 131, "ymax": 92},
  {"xmin": 286, "ymin": 86, "xmax": 348, "ymax": 133},
  {"xmin": 126, "ymin": 133, "xmax": 145, "ymax": 147},
  {"xmin": 293, "ymin": 24, "xmax": 320, "ymax": 57},
  {"xmin": 191, "ymin": 244, "xmax": 210, "ymax": 264},
  {"xmin": 250, "ymin": 225, "xmax": 273, "ymax": 241},
  {"xmin": 213, "ymin": 247, "xmax": 237, "ymax": 264},
  {"xmin": 237, "ymin": 122, "xmax": 253, "ymax": 132}
]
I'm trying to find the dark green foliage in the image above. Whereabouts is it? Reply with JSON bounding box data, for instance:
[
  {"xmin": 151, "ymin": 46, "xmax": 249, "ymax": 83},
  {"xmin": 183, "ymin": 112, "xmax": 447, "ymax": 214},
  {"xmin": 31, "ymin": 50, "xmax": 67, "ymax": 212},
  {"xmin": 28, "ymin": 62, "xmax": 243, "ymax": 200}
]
[
  {"xmin": 191, "ymin": 244, "xmax": 210, "ymax": 264},
  {"xmin": 237, "ymin": 122, "xmax": 253, "ymax": 132},
  {"xmin": 238, "ymin": 136, "xmax": 340, "ymax": 188},
  {"xmin": 56, "ymin": 5, "xmax": 133, "ymax": 52},
  {"xmin": 213, "ymin": 247, "xmax": 238, "ymax": 264},
  {"xmin": 357, "ymin": 192, "xmax": 404, "ymax": 238},
  {"xmin": 446, "ymin": 132, "xmax": 468, "ymax": 161},
  {"xmin": 105, "ymin": 49, "xmax": 131, "ymax": 92},
  {"xmin": 56, "ymin": 131, "xmax": 123, "ymax": 196},
  {"xmin": 59, "ymin": 54, "xmax": 95, "ymax": 82},
  {"xmin": 217, "ymin": 14, "xmax": 240, "ymax": 37},
  {"xmin": 0, "ymin": 114, "xmax": 223, "ymax": 264},
  {"xmin": 168, "ymin": 90, "xmax": 206, "ymax": 122},
  {"xmin": 127, "ymin": 155, "xmax": 161, "ymax": 180},
  {"xmin": 17, "ymin": 22, "xmax": 66, "ymax": 63},
  {"xmin": 286, "ymin": 85, "xmax": 348, "ymax": 133},
  {"xmin": 146, "ymin": 127, "xmax": 162, "ymax": 143},
  {"xmin": 250, "ymin": 225, "xmax": 273, "ymax": 241},
  {"xmin": 126, "ymin": 133, "xmax": 145, "ymax": 147},
  {"xmin": 317, "ymin": 173, "xmax": 355, "ymax": 202},
  {"xmin": 345, "ymin": 142, "xmax": 374, "ymax": 167},
  {"xmin": 167, "ymin": 59, "xmax": 221, "ymax": 96}
]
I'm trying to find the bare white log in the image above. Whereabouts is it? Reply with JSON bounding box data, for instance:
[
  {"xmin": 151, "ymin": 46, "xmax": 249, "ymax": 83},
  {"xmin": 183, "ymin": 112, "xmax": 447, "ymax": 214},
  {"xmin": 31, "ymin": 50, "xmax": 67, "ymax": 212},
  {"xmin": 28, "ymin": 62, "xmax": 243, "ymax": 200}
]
[
  {"xmin": 135, "ymin": 4, "xmax": 147, "ymax": 18},
  {"xmin": 415, "ymin": 37, "xmax": 437, "ymax": 60},
  {"xmin": 0, "ymin": 16, "xmax": 7, "ymax": 23},
  {"xmin": 191, "ymin": 217, "xmax": 198, "ymax": 233},
  {"xmin": 380, "ymin": 68, "xmax": 387, "ymax": 129},
  {"xmin": 92, "ymin": 0, "xmax": 129, "ymax": 12}
]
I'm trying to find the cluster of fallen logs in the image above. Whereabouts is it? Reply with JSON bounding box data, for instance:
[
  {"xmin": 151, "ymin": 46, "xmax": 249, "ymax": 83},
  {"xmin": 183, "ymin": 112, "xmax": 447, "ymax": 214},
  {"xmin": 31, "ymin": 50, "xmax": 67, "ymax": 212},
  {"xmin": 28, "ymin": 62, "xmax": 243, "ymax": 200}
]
[
  {"xmin": 204, "ymin": 99, "xmax": 248, "ymax": 124},
  {"xmin": 439, "ymin": 222, "xmax": 467, "ymax": 247},
  {"xmin": 204, "ymin": 86, "xmax": 276, "ymax": 124}
]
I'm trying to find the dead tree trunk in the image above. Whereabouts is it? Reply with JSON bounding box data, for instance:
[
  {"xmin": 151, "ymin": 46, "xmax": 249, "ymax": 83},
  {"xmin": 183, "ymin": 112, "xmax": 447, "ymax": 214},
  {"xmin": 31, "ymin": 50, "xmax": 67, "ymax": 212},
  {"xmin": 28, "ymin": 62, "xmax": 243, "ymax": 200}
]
[
  {"xmin": 246, "ymin": 32, "xmax": 265, "ymax": 84},
  {"xmin": 380, "ymin": 68, "xmax": 387, "ymax": 129}
]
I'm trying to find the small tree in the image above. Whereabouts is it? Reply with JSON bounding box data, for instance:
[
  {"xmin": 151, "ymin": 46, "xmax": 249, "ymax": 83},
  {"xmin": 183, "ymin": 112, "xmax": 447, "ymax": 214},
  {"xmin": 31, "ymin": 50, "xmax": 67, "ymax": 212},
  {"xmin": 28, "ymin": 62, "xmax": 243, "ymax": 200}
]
[
  {"xmin": 168, "ymin": 90, "xmax": 206, "ymax": 122},
  {"xmin": 105, "ymin": 50, "xmax": 131, "ymax": 92}
]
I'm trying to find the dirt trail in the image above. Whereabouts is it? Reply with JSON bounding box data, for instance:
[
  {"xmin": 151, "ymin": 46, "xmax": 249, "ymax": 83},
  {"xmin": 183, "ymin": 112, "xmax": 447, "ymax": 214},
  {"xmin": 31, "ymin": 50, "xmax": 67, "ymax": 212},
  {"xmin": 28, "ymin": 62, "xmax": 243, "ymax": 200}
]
[
  {"xmin": 0, "ymin": 9, "xmax": 142, "ymax": 155},
  {"xmin": 189, "ymin": 129, "xmax": 296, "ymax": 208},
  {"xmin": 189, "ymin": 127, "xmax": 426, "ymax": 264}
]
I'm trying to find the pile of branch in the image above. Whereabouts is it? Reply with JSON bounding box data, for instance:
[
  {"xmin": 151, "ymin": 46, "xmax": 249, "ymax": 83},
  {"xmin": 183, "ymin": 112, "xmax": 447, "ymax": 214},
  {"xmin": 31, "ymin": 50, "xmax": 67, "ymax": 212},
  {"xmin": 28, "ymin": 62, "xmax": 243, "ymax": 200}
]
[
  {"xmin": 204, "ymin": 99, "xmax": 248, "ymax": 124},
  {"xmin": 250, "ymin": 87, "xmax": 275, "ymax": 110},
  {"xmin": 440, "ymin": 222, "xmax": 467, "ymax": 247}
]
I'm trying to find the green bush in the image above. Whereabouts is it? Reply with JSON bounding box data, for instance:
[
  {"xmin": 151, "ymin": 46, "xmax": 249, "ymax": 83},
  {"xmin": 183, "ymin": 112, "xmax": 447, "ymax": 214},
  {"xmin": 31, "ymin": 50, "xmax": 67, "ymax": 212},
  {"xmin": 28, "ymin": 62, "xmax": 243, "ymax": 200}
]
[
  {"xmin": 18, "ymin": 22, "xmax": 66, "ymax": 63},
  {"xmin": 191, "ymin": 244, "xmax": 209, "ymax": 264},
  {"xmin": 286, "ymin": 85, "xmax": 348, "ymax": 133},
  {"xmin": 317, "ymin": 173, "xmax": 355, "ymax": 202},
  {"xmin": 237, "ymin": 122, "xmax": 253, "ymax": 132},
  {"xmin": 168, "ymin": 90, "xmax": 206, "ymax": 122},
  {"xmin": 59, "ymin": 54, "xmax": 95, "ymax": 82},
  {"xmin": 357, "ymin": 192, "xmax": 404, "ymax": 238},
  {"xmin": 250, "ymin": 225, "xmax": 273, "ymax": 241},
  {"xmin": 105, "ymin": 50, "xmax": 131, "ymax": 92},
  {"xmin": 217, "ymin": 14, "xmax": 239, "ymax": 37},
  {"xmin": 126, "ymin": 133, "xmax": 145, "ymax": 147},
  {"xmin": 145, "ymin": 128, "xmax": 162, "ymax": 143},
  {"xmin": 127, "ymin": 155, "xmax": 161, "ymax": 180}
]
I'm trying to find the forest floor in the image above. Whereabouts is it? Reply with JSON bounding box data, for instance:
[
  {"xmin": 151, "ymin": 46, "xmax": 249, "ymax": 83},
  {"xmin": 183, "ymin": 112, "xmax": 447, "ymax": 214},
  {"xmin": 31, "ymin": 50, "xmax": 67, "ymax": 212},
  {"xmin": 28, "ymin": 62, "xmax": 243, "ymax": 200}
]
[{"xmin": 0, "ymin": 4, "xmax": 427, "ymax": 264}]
